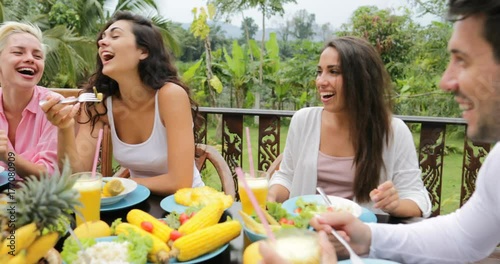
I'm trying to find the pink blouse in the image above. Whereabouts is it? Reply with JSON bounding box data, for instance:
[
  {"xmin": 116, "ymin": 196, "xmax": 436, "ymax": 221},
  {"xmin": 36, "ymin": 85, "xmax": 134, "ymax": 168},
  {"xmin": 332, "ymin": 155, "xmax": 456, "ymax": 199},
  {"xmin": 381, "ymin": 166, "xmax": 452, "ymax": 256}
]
[
  {"xmin": 316, "ymin": 151, "xmax": 355, "ymax": 200},
  {"xmin": 0, "ymin": 86, "xmax": 61, "ymax": 176}
]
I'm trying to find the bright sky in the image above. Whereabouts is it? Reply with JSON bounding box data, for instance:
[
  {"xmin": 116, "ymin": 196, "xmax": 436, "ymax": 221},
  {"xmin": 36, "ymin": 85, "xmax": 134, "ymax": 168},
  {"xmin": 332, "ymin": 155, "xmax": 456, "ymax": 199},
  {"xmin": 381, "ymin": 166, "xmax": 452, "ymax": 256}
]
[{"xmin": 157, "ymin": 0, "xmax": 414, "ymax": 28}]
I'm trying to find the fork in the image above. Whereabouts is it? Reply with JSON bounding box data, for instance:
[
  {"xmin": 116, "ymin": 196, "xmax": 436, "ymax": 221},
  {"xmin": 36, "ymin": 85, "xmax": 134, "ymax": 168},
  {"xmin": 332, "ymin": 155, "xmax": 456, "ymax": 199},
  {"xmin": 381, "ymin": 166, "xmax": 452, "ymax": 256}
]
[
  {"xmin": 39, "ymin": 93, "xmax": 102, "ymax": 106},
  {"xmin": 316, "ymin": 187, "xmax": 364, "ymax": 264}
]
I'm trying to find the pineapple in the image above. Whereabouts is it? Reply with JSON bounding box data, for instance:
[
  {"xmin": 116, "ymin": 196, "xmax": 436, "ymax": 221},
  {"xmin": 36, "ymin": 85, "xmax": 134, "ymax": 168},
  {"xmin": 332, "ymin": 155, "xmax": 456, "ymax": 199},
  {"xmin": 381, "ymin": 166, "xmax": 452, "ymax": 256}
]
[{"xmin": 0, "ymin": 158, "xmax": 81, "ymax": 234}]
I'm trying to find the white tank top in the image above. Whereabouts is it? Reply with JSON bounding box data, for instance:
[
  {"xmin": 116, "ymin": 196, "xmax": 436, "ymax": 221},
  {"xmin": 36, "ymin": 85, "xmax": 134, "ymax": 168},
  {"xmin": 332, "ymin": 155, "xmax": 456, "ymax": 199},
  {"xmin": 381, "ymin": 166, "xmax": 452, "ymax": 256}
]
[{"xmin": 106, "ymin": 93, "xmax": 203, "ymax": 187}]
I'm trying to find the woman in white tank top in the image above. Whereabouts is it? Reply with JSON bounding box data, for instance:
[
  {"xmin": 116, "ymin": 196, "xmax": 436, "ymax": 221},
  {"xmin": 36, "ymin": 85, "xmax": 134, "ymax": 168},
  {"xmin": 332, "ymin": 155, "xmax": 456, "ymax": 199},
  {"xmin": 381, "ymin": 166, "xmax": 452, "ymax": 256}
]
[{"xmin": 42, "ymin": 11, "xmax": 204, "ymax": 195}]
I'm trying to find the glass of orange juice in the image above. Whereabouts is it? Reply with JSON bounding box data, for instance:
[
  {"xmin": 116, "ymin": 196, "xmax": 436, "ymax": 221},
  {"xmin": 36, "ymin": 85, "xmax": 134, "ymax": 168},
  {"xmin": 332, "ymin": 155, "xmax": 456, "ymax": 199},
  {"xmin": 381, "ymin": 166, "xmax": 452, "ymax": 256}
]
[
  {"xmin": 72, "ymin": 172, "xmax": 102, "ymax": 226},
  {"xmin": 239, "ymin": 170, "xmax": 269, "ymax": 215}
]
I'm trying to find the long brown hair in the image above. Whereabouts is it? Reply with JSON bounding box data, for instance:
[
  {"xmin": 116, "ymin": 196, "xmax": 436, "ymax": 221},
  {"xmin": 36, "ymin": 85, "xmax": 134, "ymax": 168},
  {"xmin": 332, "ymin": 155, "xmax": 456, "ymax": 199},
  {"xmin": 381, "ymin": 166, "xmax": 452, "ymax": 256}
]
[
  {"xmin": 324, "ymin": 37, "xmax": 393, "ymax": 203},
  {"xmin": 81, "ymin": 11, "xmax": 203, "ymax": 142}
]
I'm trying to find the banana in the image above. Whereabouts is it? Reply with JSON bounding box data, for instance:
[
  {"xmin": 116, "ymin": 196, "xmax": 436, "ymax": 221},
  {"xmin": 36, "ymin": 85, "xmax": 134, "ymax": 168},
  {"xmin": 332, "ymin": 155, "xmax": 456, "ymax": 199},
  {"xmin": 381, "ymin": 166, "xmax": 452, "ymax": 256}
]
[
  {"xmin": 0, "ymin": 253, "xmax": 13, "ymax": 262},
  {"xmin": 6, "ymin": 250, "xmax": 26, "ymax": 264},
  {"xmin": 25, "ymin": 232, "xmax": 59, "ymax": 264},
  {"xmin": 0, "ymin": 223, "xmax": 39, "ymax": 255}
]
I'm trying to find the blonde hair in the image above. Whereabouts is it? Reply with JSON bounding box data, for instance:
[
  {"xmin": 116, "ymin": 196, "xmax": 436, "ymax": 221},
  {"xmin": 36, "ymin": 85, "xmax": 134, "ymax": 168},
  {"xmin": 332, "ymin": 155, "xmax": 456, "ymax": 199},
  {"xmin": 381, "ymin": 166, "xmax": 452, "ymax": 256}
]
[{"xmin": 0, "ymin": 21, "xmax": 45, "ymax": 55}]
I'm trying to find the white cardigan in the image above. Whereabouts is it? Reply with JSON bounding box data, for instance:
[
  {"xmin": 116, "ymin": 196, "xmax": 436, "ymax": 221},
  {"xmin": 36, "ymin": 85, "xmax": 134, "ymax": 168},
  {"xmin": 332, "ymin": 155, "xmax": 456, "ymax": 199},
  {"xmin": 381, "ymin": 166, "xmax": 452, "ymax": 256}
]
[{"xmin": 269, "ymin": 107, "xmax": 431, "ymax": 217}]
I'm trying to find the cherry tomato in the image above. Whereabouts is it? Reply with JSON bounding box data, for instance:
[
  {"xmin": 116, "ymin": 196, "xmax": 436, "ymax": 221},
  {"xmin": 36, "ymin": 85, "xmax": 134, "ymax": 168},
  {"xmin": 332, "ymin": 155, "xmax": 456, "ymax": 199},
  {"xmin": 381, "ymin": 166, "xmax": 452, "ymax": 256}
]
[
  {"xmin": 294, "ymin": 208, "xmax": 302, "ymax": 214},
  {"xmin": 279, "ymin": 218, "xmax": 289, "ymax": 225},
  {"xmin": 287, "ymin": 219, "xmax": 295, "ymax": 225},
  {"xmin": 141, "ymin": 221, "xmax": 154, "ymax": 233},
  {"xmin": 170, "ymin": 230, "xmax": 182, "ymax": 241},
  {"xmin": 179, "ymin": 213, "xmax": 189, "ymax": 224}
]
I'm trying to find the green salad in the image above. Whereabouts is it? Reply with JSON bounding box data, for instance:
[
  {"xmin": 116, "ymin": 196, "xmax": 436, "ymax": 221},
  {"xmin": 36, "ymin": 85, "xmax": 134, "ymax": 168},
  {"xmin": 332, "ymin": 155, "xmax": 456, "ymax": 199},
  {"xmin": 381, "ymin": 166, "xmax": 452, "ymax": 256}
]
[{"xmin": 61, "ymin": 229, "xmax": 152, "ymax": 264}]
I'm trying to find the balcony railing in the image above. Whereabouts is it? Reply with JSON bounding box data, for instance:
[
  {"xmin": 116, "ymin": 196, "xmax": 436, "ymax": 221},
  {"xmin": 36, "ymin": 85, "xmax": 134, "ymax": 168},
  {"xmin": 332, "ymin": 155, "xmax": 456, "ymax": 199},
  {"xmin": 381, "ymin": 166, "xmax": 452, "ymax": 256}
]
[{"xmin": 198, "ymin": 107, "xmax": 491, "ymax": 217}]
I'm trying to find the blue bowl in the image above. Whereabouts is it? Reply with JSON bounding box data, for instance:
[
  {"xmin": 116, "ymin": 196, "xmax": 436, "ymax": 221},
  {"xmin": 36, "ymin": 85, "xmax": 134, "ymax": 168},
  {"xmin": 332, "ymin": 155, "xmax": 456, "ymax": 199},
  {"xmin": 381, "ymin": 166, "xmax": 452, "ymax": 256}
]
[{"xmin": 243, "ymin": 224, "xmax": 268, "ymax": 242}]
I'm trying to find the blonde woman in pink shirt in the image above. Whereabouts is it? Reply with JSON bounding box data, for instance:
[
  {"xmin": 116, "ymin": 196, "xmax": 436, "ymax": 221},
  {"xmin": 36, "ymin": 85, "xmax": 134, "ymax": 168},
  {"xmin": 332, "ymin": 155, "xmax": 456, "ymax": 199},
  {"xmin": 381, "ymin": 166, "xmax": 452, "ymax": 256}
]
[{"xmin": 0, "ymin": 22, "xmax": 61, "ymax": 178}]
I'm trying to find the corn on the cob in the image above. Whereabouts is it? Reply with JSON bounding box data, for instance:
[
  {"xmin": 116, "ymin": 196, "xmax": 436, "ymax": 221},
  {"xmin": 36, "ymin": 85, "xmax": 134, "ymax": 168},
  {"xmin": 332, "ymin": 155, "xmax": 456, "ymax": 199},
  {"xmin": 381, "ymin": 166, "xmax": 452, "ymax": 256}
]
[
  {"xmin": 127, "ymin": 209, "xmax": 173, "ymax": 242},
  {"xmin": 171, "ymin": 220, "xmax": 241, "ymax": 261},
  {"xmin": 178, "ymin": 200, "xmax": 224, "ymax": 235},
  {"xmin": 115, "ymin": 222, "xmax": 170, "ymax": 263},
  {"xmin": 25, "ymin": 232, "xmax": 59, "ymax": 264}
]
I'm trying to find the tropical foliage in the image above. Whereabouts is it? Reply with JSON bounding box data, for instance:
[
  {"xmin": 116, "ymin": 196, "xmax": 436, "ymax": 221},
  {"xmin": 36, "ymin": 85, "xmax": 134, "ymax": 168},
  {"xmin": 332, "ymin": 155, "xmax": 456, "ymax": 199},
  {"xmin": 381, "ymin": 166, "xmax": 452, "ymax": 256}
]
[{"xmin": 1, "ymin": 0, "xmax": 459, "ymax": 118}]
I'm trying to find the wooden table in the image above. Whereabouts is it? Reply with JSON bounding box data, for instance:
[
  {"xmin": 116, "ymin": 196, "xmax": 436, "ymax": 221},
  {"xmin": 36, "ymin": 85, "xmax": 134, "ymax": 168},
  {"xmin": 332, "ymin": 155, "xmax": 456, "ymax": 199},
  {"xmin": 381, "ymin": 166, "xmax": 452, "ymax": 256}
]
[{"xmin": 97, "ymin": 194, "xmax": 421, "ymax": 264}]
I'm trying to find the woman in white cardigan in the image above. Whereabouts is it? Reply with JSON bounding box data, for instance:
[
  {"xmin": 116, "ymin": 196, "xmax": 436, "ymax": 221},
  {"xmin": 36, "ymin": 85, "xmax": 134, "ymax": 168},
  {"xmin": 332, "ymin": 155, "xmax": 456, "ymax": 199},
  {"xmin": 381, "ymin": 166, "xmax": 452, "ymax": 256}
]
[{"xmin": 268, "ymin": 37, "xmax": 431, "ymax": 218}]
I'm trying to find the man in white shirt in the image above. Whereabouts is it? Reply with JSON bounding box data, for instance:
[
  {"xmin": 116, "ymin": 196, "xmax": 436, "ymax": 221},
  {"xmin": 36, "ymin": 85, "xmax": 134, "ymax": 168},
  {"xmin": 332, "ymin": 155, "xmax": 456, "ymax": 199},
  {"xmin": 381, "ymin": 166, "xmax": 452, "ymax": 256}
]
[{"xmin": 305, "ymin": 0, "xmax": 500, "ymax": 263}]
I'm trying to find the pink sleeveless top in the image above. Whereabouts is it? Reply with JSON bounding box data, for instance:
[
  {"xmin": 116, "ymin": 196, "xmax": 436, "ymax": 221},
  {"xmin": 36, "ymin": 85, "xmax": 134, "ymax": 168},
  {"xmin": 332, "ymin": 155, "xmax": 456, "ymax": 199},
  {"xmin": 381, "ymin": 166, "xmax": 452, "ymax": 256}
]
[{"xmin": 316, "ymin": 151, "xmax": 355, "ymax": 200}]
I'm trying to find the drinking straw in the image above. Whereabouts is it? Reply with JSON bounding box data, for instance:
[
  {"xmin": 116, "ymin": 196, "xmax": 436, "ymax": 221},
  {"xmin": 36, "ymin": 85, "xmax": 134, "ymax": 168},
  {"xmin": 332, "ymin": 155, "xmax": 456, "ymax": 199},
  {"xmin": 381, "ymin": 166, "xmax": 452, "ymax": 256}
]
[
  {"xmin": 245, "ymin": 127, "xmax": 255, "ymax": 178},
  {"xmin": 236, "ymin": 167, "xmax": 276, "ymax": 242},
  {"xmin": 91, "ymin": 128, "xmax": 104, "ymax": 177}
]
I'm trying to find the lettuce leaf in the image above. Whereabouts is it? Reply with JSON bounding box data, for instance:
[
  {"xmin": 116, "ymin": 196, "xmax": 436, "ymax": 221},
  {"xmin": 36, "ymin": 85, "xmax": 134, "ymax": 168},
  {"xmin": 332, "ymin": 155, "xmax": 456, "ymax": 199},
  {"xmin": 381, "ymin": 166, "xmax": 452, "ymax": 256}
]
[
  {"xmin": 61, "ymin": 237, "xmax": 96, "ymax": 263},
  {"xmin": 265, "ymin": 201, "xmax": 289, "ymax": 222},
  {"xmin": 116, "ymin": 230, "xmax": 152, "ymax": 264}
]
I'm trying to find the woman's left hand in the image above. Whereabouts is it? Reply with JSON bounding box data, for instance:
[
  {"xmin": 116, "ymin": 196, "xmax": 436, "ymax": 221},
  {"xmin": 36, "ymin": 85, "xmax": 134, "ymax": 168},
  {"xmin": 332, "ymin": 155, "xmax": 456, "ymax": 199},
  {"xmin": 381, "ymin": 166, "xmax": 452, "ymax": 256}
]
[{"xmin": 370, "ymin": 180, "xmax": 400, "ymax": 213}]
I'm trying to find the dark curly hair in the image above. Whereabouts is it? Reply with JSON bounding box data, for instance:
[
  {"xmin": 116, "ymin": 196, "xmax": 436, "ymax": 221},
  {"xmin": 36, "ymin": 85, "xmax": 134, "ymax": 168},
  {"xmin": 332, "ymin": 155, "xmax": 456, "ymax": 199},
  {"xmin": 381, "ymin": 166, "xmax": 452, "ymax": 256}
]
[{"xmin": 81, "ymin": 11, "xmax": 202, "ymax": 141}]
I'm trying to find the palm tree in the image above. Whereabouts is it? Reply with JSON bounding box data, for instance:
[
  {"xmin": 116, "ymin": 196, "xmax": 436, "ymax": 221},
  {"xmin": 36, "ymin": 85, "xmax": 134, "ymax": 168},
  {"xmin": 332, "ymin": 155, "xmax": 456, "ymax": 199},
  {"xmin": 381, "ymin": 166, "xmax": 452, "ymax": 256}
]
[
  {"xmin": 105, "ymin": 0, "xmax": 181, "ymax": 55},
  {"xmin": 1, "ymin": 0, "xmax": 181, "ymax": 87}
]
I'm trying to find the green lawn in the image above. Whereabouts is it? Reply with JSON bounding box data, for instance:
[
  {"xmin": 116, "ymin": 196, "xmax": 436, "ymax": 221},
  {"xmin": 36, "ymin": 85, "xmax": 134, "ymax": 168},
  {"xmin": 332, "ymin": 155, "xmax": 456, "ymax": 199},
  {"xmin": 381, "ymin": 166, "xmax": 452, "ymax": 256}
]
[{"xmin": 203, "ymin": 123, "xmax": 465, "ymax": 215}]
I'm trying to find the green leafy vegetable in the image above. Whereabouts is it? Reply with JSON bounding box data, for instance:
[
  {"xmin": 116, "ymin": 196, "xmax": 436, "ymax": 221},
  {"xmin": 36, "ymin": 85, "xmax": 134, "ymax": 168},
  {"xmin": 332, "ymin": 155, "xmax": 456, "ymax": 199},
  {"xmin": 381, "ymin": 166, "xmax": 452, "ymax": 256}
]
[
  {"xmin": 165, "ymin": 211, "xmax": 181, "ymax": 229},
  {"xmin": 61, "ymin": 221, "xmax": 152, "ymax": 264},
  {"xmin": 265, "ymin": 201, "xmax": 289, "ymax": 222},
  {"xmin": 61, "ymin": 237, "xmax": 96, "ymax": 263},
  {"xmin": 116, "ymin": 230, "xmax": 152, "ymax": 264}
]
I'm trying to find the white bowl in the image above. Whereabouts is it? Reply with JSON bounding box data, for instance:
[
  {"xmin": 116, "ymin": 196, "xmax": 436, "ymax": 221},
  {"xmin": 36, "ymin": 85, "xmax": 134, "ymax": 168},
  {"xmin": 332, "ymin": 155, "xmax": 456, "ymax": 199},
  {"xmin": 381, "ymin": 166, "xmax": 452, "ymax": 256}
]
[
  {"xmin": 101, "ymin": 178, "xmax": 137, "ymax": 206},
  {"xmin": 282, "ymin": 194, "xmax": 362, "ymax": 218}
]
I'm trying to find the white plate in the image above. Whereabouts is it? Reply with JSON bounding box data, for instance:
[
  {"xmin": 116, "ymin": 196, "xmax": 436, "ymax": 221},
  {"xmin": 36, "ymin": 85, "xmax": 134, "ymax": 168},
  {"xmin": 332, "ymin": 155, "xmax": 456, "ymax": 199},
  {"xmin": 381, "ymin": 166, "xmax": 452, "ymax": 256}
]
[
  {"xmin": 101, "ymin": 178, "xmax": 137, "ymax": 206},
  {"xmin": 282, "ymin": 194, "xmax": 362, "ymax": 218},
  {"xmin": 100, "ymin": 184, "xmax": 150, "ymax": 212}
]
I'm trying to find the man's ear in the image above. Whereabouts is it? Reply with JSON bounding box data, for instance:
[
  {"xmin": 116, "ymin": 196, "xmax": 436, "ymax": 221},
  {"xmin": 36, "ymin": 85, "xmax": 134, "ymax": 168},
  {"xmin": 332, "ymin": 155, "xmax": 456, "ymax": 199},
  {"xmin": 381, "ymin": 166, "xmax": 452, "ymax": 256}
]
[{"xmin": 139, "ymin": 49, "xmax": 149, "ymax": 60}]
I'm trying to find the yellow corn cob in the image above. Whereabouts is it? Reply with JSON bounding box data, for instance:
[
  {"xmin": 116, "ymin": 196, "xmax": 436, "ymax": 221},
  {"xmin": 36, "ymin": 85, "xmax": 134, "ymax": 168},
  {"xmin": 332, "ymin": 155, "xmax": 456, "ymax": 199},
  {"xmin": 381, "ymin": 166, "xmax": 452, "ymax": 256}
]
[
  {"xmin": 178, "ymin": 200, "xmax": 224, "ymax": 235},
  {"xmin": 115, "ymin": 222, "xmax": 170, "ymax": 263},
  {"xmin": 0, "ymin": 223, "xmax": 39, "ymax": 255},
  {"xmin": 6, "ymin": 249, "xmax": 26, "ymax": 264},
  {"xmin": 127, "ymin": 209, "xmax": 173, "ymax": 242},
  {"xmin": 25, "ymin": 232, "xmax": 59, "ymax": 264},
  {"xmin": 171, "ymin": 220, "xmax": 241, "ymax": 262}
]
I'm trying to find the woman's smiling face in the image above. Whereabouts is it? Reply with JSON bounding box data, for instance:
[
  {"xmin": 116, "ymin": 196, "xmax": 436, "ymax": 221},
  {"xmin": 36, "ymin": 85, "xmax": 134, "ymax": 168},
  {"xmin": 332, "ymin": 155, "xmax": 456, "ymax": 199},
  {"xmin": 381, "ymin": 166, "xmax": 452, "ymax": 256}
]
[
  {"xmin": 0, "ymin": 32, "xmax": 44, "ymax": 90},
  {"xmin": 98, "ymin": 20, "xmax": 148, "ymax": 79},
  {"xmin": 316, "ymin": 47, "xmax": 345, "ymax": 113}
]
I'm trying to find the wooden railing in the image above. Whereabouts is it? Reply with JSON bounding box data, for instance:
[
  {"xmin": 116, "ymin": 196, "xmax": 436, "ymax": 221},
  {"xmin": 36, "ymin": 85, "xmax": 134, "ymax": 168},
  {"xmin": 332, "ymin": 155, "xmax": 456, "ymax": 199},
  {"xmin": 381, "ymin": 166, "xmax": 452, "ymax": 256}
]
[{"xmin": 197, "ymin": 107, "xmax": 491, "ymax": 217}]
